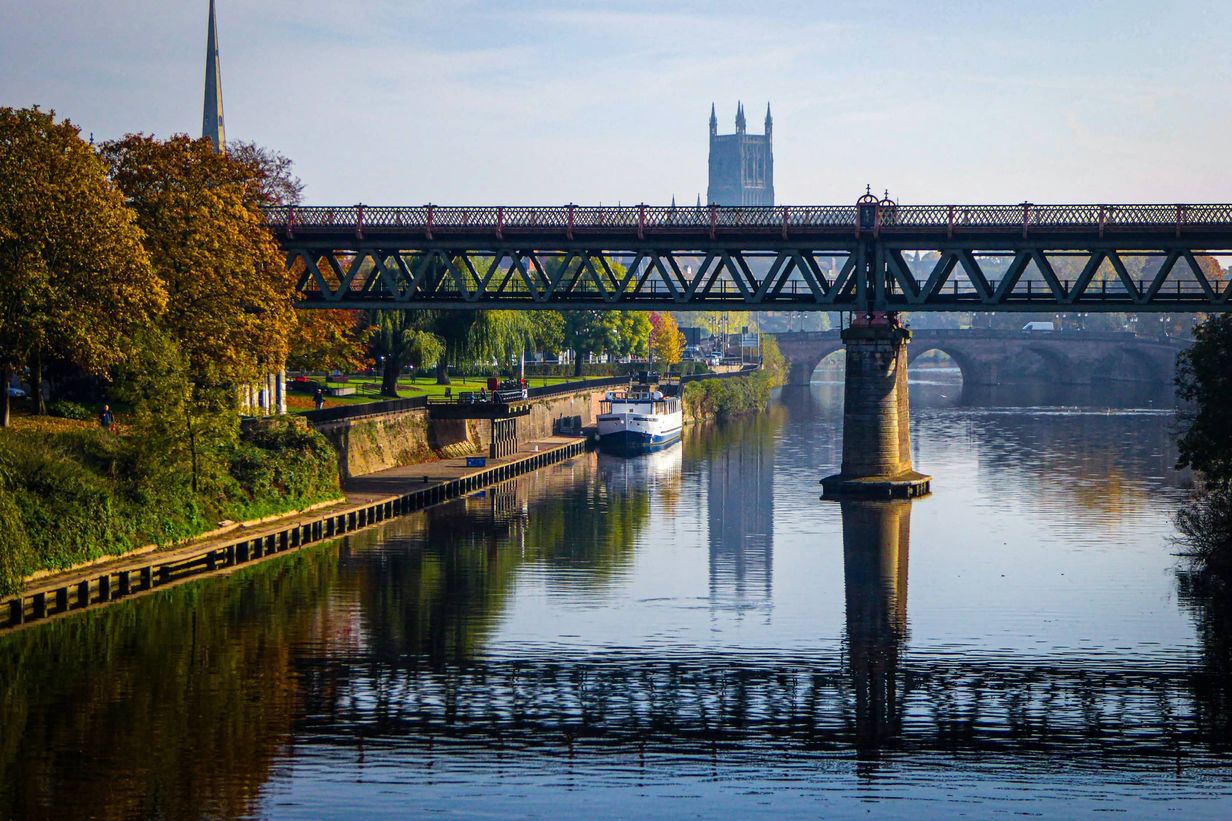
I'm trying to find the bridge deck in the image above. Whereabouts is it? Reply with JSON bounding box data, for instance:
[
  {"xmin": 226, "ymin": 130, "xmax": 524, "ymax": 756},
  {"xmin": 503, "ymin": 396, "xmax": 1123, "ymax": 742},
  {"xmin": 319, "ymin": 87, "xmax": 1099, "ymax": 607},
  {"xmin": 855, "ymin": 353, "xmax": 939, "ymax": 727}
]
[{"xmin": 266, "ymin": 203, "xmax": 1232, "ymax": 312}]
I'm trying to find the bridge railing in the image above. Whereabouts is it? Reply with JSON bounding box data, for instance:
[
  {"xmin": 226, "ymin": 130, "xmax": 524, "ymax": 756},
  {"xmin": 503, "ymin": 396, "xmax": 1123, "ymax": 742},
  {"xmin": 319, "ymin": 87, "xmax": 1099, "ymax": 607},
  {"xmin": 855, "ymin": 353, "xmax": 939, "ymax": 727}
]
[{"xmin": 265, "ymin": 203, "xmax": 1232, "ymax": 237}]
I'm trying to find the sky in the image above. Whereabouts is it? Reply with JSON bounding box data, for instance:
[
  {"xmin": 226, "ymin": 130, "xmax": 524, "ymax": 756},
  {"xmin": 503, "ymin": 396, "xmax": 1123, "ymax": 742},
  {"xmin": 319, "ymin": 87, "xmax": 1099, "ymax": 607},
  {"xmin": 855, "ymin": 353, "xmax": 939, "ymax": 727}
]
[{"xmin": 2, "ymin": 0, "xmax": 1231, "ymax": 206}]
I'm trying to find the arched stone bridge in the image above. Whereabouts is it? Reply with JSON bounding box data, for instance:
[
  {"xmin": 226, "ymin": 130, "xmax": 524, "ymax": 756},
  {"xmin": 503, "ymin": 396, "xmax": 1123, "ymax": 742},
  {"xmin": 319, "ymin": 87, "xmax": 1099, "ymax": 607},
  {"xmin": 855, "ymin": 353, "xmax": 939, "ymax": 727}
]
[{"xmin": 774, "ymin": 329, "xmax": 1188, "ymax": 387}]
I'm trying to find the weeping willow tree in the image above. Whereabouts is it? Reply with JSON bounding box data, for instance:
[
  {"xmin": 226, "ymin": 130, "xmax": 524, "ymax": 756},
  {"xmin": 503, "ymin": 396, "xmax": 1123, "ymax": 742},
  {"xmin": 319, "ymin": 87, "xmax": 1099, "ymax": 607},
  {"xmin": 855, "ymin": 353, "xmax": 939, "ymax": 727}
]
[
  {"xmin": 369, "ymin": 312, "xmax": 445, "ymax": 397},
  {"xmin": 369, "ymin": 309, "xmax": 555, "ymax": 390},
  {"xmin": 426, "ymin": 309, "xmax": 552, "ymax": 385}
]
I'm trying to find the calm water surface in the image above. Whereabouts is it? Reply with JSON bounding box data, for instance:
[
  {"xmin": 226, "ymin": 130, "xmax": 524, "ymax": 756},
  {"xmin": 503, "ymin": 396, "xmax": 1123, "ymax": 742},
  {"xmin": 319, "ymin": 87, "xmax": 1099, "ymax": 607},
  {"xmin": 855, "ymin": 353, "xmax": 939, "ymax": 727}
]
[{"xmin": 4, "ymin": 370, "xmax": 1232, "ymax": 819}]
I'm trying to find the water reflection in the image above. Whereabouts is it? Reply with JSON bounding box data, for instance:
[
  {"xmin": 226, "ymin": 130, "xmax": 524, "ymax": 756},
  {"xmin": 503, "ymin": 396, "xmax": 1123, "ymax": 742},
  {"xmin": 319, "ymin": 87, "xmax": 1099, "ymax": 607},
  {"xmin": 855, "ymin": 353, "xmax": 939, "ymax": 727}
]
[
  {"xmin": 5, "ymin": 385, "xmax": 1232, "ymax": 817},
  {"xmin": 841, "ymin": 499, "xmax": 910, "ymax": 763},
  {"xmin": 691, "ymin": 415, "xmax": 780, "ymax": 610}
]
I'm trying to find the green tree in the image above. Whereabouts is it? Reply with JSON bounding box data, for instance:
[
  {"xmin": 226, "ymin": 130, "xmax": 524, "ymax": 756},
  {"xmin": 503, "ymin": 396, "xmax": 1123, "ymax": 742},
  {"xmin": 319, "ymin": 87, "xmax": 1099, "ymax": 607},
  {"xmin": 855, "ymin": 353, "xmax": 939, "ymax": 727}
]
[
  {"xmin": 101, "ymin": 134, "xmax": 295, "ymax": 491},
  {"xmin": 562, "ymin": 309, "xmax": 651, "ymax": 376},
  {"xmin": 370, "ymin": 312, "xmax": 444, "ymax": 396},
  {"xmin": 1176, "ymin": 315, "xmax": 1232, "ymax": 487},
  {"xmin": 0, "ymin": 107, "xmax": 162, "ymax": 425},
  {"xmin": 418, "ymin": 308, "xmax": 539, "ymax": 384}
]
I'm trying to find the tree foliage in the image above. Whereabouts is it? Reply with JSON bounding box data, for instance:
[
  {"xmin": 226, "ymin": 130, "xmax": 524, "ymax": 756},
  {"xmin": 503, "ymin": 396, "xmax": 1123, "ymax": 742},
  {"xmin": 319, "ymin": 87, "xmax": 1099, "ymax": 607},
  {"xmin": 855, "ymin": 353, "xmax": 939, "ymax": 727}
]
[
  {"xmin": 288, "ymin": 309, "xmax": 370, "ymax": 373},
  {"xmin": 0, "ymin": 107, "xmax": 162, "ymax": 425},
  {"xmin": 370, "ymin": 312, "xmax": 444, "ymax": 396},
  {"xmin": 225, "ymin": 140, "xmax": 304, "ymax": 206},
  {"xmin": 1176, "ymin": 315, "xmax": 1232, "ymax": 487},
  {"xmin": 649, "ymin": 312, "xmax": 686, "ymax": 370},
  {"xmin": 102, "ymin": 134, "xmax": 295, "ymax": 385},
  {"xmin": 562, "ymin": 310, "xmax": 651, "ymax": 376},
  {"xmin": 101, "ymin": 134, "xmax": 297, "ymax": 489}
]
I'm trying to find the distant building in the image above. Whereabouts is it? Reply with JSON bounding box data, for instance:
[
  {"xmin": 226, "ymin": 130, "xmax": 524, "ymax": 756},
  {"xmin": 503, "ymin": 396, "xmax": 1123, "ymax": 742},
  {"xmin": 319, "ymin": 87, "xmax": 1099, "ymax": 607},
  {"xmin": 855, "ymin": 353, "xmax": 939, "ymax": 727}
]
[{"xmin": 707, "ymin": 102, "xmax": 774, "ymax": 206}]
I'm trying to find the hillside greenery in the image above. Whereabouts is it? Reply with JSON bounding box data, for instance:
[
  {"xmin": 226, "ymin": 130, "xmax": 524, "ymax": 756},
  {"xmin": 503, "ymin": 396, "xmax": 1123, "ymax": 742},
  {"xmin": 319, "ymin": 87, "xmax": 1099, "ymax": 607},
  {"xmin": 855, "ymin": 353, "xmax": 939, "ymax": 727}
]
[{"xmin": 0, "ymin": 418, "xmax": 339, "ymax": 595}]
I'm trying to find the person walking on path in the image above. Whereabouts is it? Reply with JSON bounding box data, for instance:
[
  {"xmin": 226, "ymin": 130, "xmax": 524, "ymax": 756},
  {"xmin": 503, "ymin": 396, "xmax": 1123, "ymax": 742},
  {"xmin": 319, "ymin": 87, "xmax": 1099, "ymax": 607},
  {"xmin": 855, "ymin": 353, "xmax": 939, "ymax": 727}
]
[
  {"xmin": 313, "ymin": 388, "xmax": 325, "ymax": 411},
  {"xmin": 99, "ymin": 405, "xmax": 115, "ymax": 432}
]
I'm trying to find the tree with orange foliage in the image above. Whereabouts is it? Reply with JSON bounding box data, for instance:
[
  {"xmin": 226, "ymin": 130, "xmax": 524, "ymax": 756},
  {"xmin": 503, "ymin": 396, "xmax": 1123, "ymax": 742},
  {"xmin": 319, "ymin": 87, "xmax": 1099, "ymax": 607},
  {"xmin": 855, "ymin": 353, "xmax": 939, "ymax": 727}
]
[
  {"xmin": 0, "ymin": 107, "xmax": 162, "ymax": 425},
  {"xmin": 649, "ymin": 312, "xmax": 686, "ymax": 375},
  {"xmin": 101, "ymin": 134, "xmax": 295, "ymax": 490}
]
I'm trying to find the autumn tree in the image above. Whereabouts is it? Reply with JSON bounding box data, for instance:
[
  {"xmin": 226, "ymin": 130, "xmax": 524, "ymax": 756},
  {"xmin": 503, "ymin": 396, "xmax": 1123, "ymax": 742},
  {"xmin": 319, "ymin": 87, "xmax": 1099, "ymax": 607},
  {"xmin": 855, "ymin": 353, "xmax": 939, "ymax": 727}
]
[
  {"xmin": 649, "ymin": 312, "xmax": 686, "ymax": 374},
  {"xmin": 101, "ymin": 134, "xmax": 295, "ymax": 490},
  {"xmin": 287, "ymin": 308, "xmax": 370, "ymax": 374},
  {"xmin": 0, "ymin": 107, "xmax": 162, "ymax": 424}
]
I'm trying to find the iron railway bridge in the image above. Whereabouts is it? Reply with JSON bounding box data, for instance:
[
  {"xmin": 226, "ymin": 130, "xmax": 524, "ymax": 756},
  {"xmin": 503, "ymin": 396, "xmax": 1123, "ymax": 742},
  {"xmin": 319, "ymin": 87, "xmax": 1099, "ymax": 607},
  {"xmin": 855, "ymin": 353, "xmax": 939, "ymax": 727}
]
[{"xmin": 267, "ymin": 196, "xmax": 1232, "ymax": 313}]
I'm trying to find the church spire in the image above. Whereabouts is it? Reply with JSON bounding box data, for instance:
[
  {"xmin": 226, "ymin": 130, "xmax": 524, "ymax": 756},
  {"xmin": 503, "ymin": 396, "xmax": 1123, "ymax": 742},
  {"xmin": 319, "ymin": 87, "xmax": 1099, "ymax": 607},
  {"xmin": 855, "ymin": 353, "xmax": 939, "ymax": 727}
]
[
  {"xmin": 735, "ymin": 101, "xmax": 746, "ymax": 133},
  {"xmin": 202, "ymin": 0, "xmax": 225, "ymax": 153}
]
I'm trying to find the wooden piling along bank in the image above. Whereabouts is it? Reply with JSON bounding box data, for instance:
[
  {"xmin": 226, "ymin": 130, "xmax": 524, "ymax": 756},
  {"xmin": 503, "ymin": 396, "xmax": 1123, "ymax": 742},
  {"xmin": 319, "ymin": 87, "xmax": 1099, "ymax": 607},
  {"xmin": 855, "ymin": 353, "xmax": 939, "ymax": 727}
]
[{"xmin": 1, "ymin": 437, "xmax": 589, "ymax": 633}]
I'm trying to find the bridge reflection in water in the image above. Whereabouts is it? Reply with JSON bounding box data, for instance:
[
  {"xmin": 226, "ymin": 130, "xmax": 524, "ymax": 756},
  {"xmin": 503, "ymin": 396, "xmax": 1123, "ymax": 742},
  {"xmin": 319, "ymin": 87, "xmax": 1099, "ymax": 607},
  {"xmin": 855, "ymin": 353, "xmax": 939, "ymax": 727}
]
[{"xmin": 293, "ymin": 492, "xmax": 1210, "ymax": 775}]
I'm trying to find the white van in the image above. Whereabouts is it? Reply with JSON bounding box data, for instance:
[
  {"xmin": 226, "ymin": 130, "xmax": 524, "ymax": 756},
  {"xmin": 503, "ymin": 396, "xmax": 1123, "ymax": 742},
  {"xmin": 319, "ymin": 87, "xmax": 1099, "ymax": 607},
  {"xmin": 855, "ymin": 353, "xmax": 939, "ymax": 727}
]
[{"xmin": 1022, "ymin": 321, "xmax": 1055, "ymax": 332}]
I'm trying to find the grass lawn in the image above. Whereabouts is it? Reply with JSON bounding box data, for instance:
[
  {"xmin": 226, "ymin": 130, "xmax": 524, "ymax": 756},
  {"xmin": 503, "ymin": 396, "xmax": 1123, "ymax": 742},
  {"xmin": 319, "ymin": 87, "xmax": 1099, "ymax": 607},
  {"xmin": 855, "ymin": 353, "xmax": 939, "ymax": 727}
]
[{"xmin": 288, "ymin": 374, "xmax": 618, "ymax": 414}]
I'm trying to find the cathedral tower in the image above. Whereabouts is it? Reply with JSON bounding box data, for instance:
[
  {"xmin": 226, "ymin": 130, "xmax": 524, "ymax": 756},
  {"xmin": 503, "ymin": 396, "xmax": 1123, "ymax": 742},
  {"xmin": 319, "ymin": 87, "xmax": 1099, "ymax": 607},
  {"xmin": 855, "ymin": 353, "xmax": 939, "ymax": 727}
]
[{"xmin": 707, "ymin": 101, "xmax": 773, "ymax": 206}]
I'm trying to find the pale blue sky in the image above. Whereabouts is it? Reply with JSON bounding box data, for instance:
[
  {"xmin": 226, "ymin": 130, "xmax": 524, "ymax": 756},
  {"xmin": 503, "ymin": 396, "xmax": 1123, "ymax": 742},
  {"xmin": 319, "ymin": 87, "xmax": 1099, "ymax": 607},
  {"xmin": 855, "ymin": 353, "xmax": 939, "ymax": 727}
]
[{"xmin": 1, "ymin": 0, "xmax": 1230, "ymax": 205}]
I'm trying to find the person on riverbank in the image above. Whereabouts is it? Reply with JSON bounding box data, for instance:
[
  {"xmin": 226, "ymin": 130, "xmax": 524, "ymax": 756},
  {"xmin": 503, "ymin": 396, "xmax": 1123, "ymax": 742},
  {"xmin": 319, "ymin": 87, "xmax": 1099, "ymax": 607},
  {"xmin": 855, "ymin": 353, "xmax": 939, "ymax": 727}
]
[
  {"xmin": 99, "ymin": 405, "xmax": 115, "ymax": 432},
  {"xmin": 313, "ymin": 388, "xmax": 325, "ymax": 411}
]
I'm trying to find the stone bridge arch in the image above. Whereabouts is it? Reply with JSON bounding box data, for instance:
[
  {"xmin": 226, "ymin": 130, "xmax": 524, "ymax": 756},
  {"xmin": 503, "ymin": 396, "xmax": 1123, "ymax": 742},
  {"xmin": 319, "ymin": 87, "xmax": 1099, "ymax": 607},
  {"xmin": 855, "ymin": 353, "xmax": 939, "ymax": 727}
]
[
  {"xmin": 774, "ymin": 330, "xmax": 1181, "ymax": 388},
  {"xmin": 905, "ymin": 344, "xmax": 980, "ymax": 386},
  {"xmin": 1087, "ymin": 344, "xmax": 1176, "ymax": 385},
  {"xmin": 777, "ymin": 332, "xmax": 844, "ymax": 385}
]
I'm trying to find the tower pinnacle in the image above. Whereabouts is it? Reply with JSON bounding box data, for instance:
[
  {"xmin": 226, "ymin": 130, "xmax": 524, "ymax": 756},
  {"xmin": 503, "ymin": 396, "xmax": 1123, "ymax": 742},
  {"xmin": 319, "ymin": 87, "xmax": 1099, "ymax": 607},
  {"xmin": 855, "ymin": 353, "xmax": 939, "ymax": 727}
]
[
  {"xmin": 735, "ymin": 101, "xmax": 746, "ymax": 133},
  {"xmin": 764, "ymin": 102, "xmax": 772, "ymax": 137},
  {"xmin": 203, "ymin": 0, "xmax": 225, "ymax": 153},
  {"xmin": 709, "ymin": 102, "xmax": 717, "ymax": 136}
]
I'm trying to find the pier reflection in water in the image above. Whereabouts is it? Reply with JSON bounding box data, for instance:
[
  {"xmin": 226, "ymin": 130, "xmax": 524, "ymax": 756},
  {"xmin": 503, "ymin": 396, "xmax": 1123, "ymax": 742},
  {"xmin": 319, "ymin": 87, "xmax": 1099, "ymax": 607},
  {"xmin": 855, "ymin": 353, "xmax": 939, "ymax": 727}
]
[
  {"xmin": 842, "ymin": 499, "xmax": 910, "ymax": 762},
  {"xmin": 3, "ymin": 380, "xmax": 1232, "ymax": 818}
]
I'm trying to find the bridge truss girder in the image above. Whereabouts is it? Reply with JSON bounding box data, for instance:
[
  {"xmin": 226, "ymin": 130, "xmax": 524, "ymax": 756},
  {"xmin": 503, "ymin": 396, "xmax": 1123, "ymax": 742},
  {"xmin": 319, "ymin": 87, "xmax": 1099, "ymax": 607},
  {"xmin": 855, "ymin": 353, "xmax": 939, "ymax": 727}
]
[{"xmin": 285, "ymin": 239, "xmax": 1232, "ymax": 312}]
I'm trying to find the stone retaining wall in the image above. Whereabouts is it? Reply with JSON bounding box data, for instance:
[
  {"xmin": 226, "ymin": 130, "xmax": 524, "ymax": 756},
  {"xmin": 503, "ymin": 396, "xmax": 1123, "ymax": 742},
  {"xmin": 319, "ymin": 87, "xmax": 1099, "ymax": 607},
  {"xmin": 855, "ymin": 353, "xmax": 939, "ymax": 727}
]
[{"xmin": 311, "ymin": 389, "xmax": 605, "ymax": 480}]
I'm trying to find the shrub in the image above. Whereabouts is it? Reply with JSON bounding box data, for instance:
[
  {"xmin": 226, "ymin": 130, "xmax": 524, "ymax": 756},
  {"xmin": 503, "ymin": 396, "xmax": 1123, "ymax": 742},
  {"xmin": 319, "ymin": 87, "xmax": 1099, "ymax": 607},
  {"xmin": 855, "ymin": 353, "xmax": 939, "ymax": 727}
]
[
  {"xmin": 683, "ymin": 372, "xmax": 776, "ymax": 420},
  {"xmin": 47, "ymin": 400, "xmax": 94, "ymax": 421}
]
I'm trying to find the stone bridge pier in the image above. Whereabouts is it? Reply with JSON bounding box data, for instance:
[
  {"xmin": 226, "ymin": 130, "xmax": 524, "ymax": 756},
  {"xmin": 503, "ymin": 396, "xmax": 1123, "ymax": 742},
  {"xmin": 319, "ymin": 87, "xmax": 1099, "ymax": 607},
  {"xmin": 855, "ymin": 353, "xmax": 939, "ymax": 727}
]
[{"xmin": 820, "ymin": 323, "xmax": 931, "ymax": 499}]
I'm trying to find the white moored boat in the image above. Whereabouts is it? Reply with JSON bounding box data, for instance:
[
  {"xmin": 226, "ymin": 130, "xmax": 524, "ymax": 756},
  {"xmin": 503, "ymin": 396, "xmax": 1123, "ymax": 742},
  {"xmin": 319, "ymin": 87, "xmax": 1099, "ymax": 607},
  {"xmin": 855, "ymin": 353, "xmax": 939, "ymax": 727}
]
[{"xmin": 597, "ymin": 388, "xmax": 683, "ymax": 453}]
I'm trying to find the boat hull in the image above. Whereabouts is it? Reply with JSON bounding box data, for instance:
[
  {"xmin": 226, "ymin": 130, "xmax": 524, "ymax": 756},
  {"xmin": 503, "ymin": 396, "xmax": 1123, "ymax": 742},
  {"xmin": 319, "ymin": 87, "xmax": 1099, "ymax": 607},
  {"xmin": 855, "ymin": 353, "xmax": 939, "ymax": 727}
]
[{"xmin": 598, "ymin": 427, "xmax": 682, "ymax": 454}]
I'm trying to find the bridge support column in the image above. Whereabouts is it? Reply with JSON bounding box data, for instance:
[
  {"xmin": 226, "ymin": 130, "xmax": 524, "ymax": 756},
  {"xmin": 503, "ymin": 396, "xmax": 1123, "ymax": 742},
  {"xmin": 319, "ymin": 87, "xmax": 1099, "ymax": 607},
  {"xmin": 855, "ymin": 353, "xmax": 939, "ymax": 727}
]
[
  {"xmin": 821, "ymin": 324, "xmax": 931, "ymax": 498},
  {"xmin": 787, "ymin": 359, "xmax": 816, "ymax": 386}
]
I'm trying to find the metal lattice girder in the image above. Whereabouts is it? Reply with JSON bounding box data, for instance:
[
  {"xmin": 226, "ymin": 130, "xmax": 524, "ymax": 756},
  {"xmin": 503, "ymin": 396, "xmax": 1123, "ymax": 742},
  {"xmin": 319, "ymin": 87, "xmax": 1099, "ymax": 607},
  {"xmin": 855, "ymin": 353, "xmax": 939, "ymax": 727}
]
[{"xmin": 272, "ymin": 204, "xmax": 1232, "ymax": 312}]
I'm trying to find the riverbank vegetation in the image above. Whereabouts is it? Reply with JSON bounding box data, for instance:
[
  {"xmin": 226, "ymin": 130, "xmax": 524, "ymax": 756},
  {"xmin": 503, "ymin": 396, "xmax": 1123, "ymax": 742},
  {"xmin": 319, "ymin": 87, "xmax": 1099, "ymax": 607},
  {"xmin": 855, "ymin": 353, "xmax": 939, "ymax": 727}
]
[
  {"xmin": 0, "ymin": 416, "xmax": 337, "ymax": 595},
  {"xmin": 1175, "ymin": 315, "xmax": 1232, "ymax": 585},
  {"xmin": 682, "ymin": 335, "xmax": 786, "ymax": 420}
]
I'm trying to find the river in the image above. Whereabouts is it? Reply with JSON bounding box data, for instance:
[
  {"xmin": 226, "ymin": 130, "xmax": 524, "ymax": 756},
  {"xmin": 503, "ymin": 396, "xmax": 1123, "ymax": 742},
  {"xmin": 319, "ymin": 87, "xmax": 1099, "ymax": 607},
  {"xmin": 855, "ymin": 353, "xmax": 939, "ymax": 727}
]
[{"xmin": 3, "ymin": 369, "xmax": 1231, "ymax": 819}]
